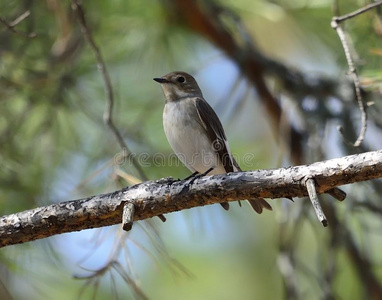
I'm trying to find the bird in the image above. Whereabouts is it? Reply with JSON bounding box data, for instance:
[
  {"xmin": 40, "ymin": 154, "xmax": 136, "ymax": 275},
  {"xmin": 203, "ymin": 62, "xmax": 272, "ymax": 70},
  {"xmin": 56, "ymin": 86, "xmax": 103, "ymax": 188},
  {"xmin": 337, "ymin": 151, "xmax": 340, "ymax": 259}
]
[{"xmin": 154, "ymin": 71, "xmax": 272, "ymax": 214}]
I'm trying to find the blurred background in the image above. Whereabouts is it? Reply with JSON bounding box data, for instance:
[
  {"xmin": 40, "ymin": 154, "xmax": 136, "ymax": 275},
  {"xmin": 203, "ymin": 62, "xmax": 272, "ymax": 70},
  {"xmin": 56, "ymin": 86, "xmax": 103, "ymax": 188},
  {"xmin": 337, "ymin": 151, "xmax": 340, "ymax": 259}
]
[{"xmin": 1, "ymin": 0, "xmax": 382, "ymax": 299}]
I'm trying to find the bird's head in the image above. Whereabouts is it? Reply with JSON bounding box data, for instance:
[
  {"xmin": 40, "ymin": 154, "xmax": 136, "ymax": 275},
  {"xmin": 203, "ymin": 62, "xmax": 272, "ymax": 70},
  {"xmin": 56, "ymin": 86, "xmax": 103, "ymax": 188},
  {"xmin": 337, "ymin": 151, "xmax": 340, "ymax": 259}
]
[{"xmin": 154, "ymin": 71, "xmax": 203, "ymax": 102}]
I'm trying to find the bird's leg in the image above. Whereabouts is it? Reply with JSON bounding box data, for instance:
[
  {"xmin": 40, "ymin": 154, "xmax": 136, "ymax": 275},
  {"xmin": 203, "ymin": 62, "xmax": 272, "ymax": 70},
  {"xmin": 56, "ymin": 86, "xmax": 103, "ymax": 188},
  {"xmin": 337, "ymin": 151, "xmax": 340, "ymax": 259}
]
[
  {"xmin": 179, "ymin": 171, "xmax": 199, "ymax": 194},
  {"xmin": 189, "ymin": 167, "xmax": 214, "ymax": 185},
  {"xmin": 183, "ymin": 171, "xmax": 199, "ymax": 181},
  {"xmin": 180, "ymin": 167, "xmax": 215, "ymax": 195},
  {"xmin": 200, "ymin": 167, "xmax": 214, "ymax": 177},
  {"xmin": 167, "ymin": 172, "xmax": 198, "ymax": 186}
]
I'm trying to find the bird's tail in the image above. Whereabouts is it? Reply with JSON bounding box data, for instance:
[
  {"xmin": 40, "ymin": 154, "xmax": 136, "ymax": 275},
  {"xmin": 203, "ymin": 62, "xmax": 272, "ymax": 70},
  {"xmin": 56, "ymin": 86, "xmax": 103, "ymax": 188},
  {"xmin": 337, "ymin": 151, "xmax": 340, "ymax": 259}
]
[
  {"xmin": 220, "ymin": 198, "xmax": 272, "ymax": 213},
  {"xmin": 247, "ymin": 198, "xmax": 273, "ymax": 214}
]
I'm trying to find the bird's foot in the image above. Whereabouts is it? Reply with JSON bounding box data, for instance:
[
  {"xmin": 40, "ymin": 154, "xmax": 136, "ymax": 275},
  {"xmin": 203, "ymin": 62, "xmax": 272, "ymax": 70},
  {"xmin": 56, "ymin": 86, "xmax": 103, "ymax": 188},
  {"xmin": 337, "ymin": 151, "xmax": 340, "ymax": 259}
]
[
  {"xmin": 183, "ymin": 171, "xmax": 199, "ymax": 181},
  {"xmin": 180, "ymin": 167, "xmax": 214, "ymax": 194},
  {"xmin": 188, "ymin": 167, "xmax": 214, "ymax": 185}
]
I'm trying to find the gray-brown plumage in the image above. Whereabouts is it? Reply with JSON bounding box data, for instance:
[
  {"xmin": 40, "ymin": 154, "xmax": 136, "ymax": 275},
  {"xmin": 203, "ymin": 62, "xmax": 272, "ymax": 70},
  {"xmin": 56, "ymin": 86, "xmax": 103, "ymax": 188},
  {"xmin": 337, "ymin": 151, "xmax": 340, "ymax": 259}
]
[{"xmin": 154, "ymin": 71, "xmax": 272, "ymax": 213}]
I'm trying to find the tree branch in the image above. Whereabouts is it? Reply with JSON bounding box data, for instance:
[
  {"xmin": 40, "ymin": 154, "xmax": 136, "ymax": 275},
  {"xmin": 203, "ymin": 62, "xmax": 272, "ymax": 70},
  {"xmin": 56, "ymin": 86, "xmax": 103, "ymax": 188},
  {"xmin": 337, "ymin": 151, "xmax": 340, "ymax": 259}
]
[
  {"xmin": 330, "ymin": 0, "xmax": 382, "ymax": 147},
  {"xmin": 1, "ymin": 150, "xmax": 381, "ymax": 248},
  {"xmin": 71, "ymin": 1, "xmax": 167, "ymax": 223},
  {"xmin": 332, "ymin": 1, "xmax": 382, "ymax": 23},
  {"xmin": 305, "ymin": 178, "xmax": 328, "ymax": 226},
  {"xmin": 0, "ymin": 11, "xmax": 36, "ymax": 38},
  {"xmin": 71, "ymin": 0, "xmax": 147, "ymax": 180}
]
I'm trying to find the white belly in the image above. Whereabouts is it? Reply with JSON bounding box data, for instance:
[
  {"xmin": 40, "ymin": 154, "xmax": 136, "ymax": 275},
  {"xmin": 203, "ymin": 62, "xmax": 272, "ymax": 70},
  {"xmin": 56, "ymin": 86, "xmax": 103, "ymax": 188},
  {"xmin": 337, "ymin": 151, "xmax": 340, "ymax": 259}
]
[{"xmin": 163, "ymin": 99, "xmax": 226, "ymax": 175}]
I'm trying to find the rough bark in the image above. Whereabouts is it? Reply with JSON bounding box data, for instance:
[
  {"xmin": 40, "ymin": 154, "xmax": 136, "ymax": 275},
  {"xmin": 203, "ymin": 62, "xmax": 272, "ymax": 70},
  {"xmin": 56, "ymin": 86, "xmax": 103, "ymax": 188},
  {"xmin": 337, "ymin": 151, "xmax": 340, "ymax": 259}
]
[{"xmin": 0, "ymin": 150, "xmax": 381, "ymax": 248}]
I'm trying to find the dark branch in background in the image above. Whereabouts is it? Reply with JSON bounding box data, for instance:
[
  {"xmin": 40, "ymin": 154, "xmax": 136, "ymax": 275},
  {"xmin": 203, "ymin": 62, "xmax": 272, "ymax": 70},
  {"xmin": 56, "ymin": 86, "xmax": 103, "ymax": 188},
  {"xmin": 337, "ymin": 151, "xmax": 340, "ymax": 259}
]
[
  {"xmin": 168, "ymin": 0, "xmax": 350, "ymax": 165},
  {"xmin": 0, "ymin": 10, "xmax": 36, "ymax": 38},
  {"xmin": 343, "ymin": 227, "xmax": 382, "ymax": 298},
  {"xmin": 170, "ymin": 0, "xmax": 305, "ymax": 164},
  {"xmin": 331, "ymin": 1, "xmax": 382, "ymax": 146},
  {"xmin": 0, "ymin": 150, "xmax": 381, "ymax": 248},
  {"xmin": 325, "ymin": 204, "xmax": 382, "ymax": 298},
  {"xmin": 70, "ymin": 0, "xmax": 147, "ymax": 180}
]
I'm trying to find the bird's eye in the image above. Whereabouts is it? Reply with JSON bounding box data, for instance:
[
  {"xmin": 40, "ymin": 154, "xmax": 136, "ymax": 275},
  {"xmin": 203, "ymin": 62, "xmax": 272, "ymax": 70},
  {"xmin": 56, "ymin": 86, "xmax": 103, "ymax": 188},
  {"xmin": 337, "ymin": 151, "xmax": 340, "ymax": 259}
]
[{"xmin": 177, "ymin": 76, "xmax": 185, "ymax": 83}]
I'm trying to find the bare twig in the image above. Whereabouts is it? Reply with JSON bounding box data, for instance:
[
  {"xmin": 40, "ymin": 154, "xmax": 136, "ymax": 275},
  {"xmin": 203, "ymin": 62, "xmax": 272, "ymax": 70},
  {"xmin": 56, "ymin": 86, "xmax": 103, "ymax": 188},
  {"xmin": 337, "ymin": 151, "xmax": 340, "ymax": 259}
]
[
  {"xmin": 332, "ymin": 1, "xmax": 382, "ymax": 24},
  {"xmin": 330, "ymin": 2, "xmax": 382, "ymax": 146},
  {"xmin": 122, "ymin": 202, "xmax": 135, "ymax": 231},
  {"xmin": 0, "ymin": 11, "xmax": 36, "ymax": 38},
  {"xmin": 332, "ymin": 0, "xmax": 340, "ymax": 16},
  {"xmin": 0, "ymin": 150, "xmax": 381, "ymax": 247},
  {"xmin": 71, "ymin": 0, "xmax": 147, "ymax": 180},
  {"xmin": 75, "ymin": 260, "xmax": 149, "ymax": 299},
  {"xmin": 325, "ymin": 187, "xmax": 346, "ymax": 202},
  {"xmin": 305, "ymin": 178, "xmax": 328, "ymax": 226},
  {"xmin": 71, "ymin": 1, "xmax": 166, "ymax": 223},
  {"xmin": 9, "ymin": 10, "xmax": 31, "ymax": 27},
  {"xmin": 331, "ymin": 20, "xmax": 367, "ymax": 147}
]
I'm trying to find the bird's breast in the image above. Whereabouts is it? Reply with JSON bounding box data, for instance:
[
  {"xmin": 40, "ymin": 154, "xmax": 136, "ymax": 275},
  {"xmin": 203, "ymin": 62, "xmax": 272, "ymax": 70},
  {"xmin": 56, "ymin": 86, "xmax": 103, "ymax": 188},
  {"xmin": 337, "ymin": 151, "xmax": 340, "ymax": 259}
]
[{"xmin": 163, "ymin": 99, "xmax": 224, "ymax": 174}]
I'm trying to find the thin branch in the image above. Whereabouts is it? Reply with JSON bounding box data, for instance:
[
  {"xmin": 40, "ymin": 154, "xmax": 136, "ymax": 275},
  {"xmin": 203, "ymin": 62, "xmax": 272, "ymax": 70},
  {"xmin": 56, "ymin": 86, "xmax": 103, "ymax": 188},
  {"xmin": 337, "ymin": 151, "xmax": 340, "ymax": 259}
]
[
  {"xmin": 343, "ymin": 229, "xmax": 382, "ymax": 298},
  {"xmin": 331, "ymin": 21, "xmax": 367, "ymax": 146},
  {"xmin": 332, "ymin": 0, "xmax": 340, "ymax": 16},
  {"xmin": 71, "ymin": 0, "xmax": 147, "ymax": 180},
  {"xmin": 354, "ymin": 201, "xmax": 382, "ymax": 216},
  {"xmin": 325, "ymin": 204, "xmax": 382, "ymax": 298},
  {"xmin": 0, "ymin": 150, "xmax": 381, "ymax": 248},
  {"xmin": 9, "ymin": 10, "xmax": 31, "ymax": 27},
  {"xmin": 122, "ymin": 202, "xmax": 135, "ymax": 231},
  {"xmin": 332, "ymin": 1, "xmax": 382, "ymax": 24},
  {"xmin": 325, "ymin": 187, "xmax": 346, "ymax": 201},
  {"xmin": 113, "ymin": 262, "xmax": 149, "ymax": 300},
  {"xmin": 330, "ymin": 2, "xmax": 382, "ymax": 146},
  {"xmin": 305, "ymin": 178, "xmax": 328, "ymax": 226},
  {"xmin": 0, "ymin": 11, "xmax": 36, "ymax": 38}
]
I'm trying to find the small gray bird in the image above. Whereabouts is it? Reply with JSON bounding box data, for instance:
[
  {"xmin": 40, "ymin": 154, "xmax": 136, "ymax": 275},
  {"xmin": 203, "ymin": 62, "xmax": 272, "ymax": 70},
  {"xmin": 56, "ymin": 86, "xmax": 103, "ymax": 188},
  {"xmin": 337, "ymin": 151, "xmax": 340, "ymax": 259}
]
[{"xmin": 154, "ymin": 71, "xmax": 272, "ymax": 213}]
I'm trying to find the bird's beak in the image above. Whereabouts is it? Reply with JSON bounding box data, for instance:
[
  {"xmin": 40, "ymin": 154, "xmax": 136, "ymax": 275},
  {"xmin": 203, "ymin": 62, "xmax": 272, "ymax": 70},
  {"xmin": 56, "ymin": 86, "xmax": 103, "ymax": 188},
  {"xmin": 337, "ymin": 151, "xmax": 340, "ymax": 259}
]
[{"xmin": 153, "ymin": 77, "xmax": 170, "ymax": 84}]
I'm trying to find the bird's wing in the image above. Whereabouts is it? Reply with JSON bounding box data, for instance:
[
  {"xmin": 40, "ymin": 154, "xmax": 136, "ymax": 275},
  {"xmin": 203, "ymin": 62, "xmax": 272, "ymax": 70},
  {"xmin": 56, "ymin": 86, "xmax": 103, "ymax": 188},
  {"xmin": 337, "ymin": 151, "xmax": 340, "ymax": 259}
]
[
  {"xmin": 194, "ymin": 98, "xmax": 273, "ymax": 214},
  {"xmin": 194, "ymin": 98, "xmax": 234, "ymax": 173}
]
